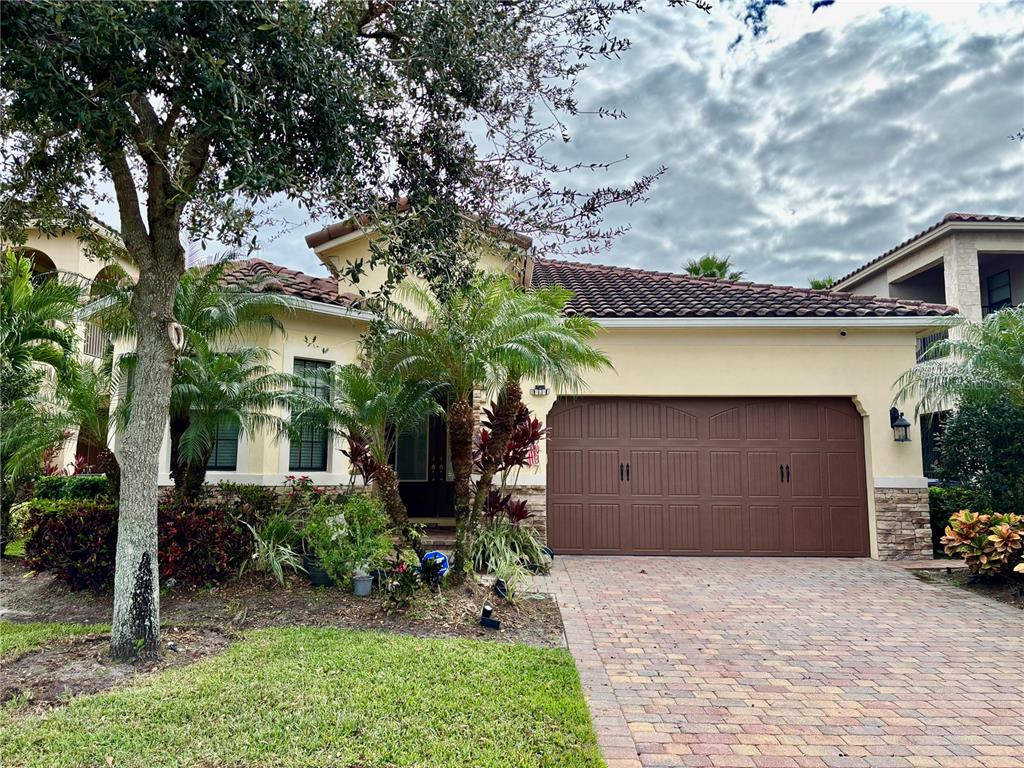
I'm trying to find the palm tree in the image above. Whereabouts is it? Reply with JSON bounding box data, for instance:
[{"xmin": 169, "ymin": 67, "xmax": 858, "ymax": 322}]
[
  {"xmin": 894, "ymin": 307, "xmax": 1024, "ymax": 415},
  {"xmin": 63, "ymin": 356, "xmax": 121, "ymax": 496},
  {"xmin": 683, "ymin": 251, "xmax": 745, "ymax": 280},
  {"xmin": 1, "ymin": 250, "xmax": 81, "ymax": 390},
  {"xmin": 1, "ymin": 250, "xmax": 83, "ymax": 555},
  {"xmin": 379, "ymin": 272, "xmax": 610, "ymax": 575},
  {"xmin": 99, "ymin": 258, "xmax": 293, "ymax": 500},
  {"xmin": 169, "ymin": 346, "xmax": 294, "ymax": 500},
  {"xmin": 288, "ymin": 359, "xmax": 444, "ymax": 531}
]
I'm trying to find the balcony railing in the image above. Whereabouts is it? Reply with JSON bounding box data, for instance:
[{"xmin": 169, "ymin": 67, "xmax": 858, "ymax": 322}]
[
  {"xmin": 916, "ymin": 330, "xmax": 948, "ymax": 363},
  {"xmin": 82, "ymin": 322, "xmax": 109, "ymax": 358}
]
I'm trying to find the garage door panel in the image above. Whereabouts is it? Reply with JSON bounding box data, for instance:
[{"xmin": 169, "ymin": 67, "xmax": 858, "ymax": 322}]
[
  {"xmin": 712, "ymin": 504, "xmax": 746, "ymax": 552},
  {"xmin": 748, "ymin": 451, "xmax": 782, "ymax": 497},
  {"xmin": 667, "ymin": 451, "xmax": 700, "ymax": 496},
  {"xmin": 709, "ymin": 407, "xmax": 742, "ymax": 439},
  {"xmin": 548, "ymin": 503, "xmax": 584, "ymax": 551},
  {"xmin": 629, "ymin": 450, "xmax": 662, "ymax": 496},
  {"xmin": 792, "ymin": 505, "xmax": 827, "ymax": 554},
  {"xmin": 711, "ymin": 451, "xmax": 743, "ymax": 496},
  {"xmin": 829, "ymin": 505, "xmax": 868, "ymax": 555},
  {"xmin": 547, "ymin": 397, "xmax": 868, "ymax": 557},
  {"xmin": 749, "ymin": 504, "xmax": 783, "ymax": 553},
  {"xmin": 584, "ymin": 400, "xmax": 620, "ymax": 439},
  {"xmin": 826, "ymin": 452, "xmax": 861, "ymax": 498},
  {"xmin": 630, "ymin": 504, "xmax": 666, "ymax": 552},
  {"xmin": 549, "ymin": 449, "xmax": 583, "ymax": 495},
  {"xmin": 667, "ymin": 504, "xmax": 702, "ymax": 552},
  {"xmin": 584, "ymin": 504, "xmax": 623, "ymax": 552},
  {"xmin": 586, "ymin": 450, "xmax": 621, "ymax": 496},
  {"xmin": 790, "ymin": 452, "xmax": 823, "ymax": 497}
]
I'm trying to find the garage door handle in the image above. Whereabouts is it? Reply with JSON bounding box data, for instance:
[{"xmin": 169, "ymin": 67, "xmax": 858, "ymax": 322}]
[
  {"xmin": 786, "ymin": 464, "xmax": 791, "ymax": 482},
  {"xmin": 619, "ymin": 463, "xmax": 624, "ymax": 481},
  {"xmin": 780, "ymin": 464, "xmax": 784, "ymax": 482},
  {"xmin": 625, "ymin": 463, "xmax": 630, "ymax": 481}
]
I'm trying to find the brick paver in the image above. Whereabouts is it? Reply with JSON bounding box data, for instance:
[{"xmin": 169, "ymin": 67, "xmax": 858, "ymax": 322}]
[{"xmin": 542, "ymin": 557, "xmax": 1024, "ymax": 768}]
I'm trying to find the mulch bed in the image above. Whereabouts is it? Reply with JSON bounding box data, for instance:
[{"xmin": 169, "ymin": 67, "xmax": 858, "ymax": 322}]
[
  {"xmin": 1, "ymin": 626, "xmax": 232, "ymax": 713},
  {"xmin": 912, "ymin": 567, "xmax": 1024, "ymax": 610},
  {"xmin": 1, "ymin": 557, "xmax": 565, "ymax": 713},
  {"xmin": 1, "ymin": 559, "xmax": 564, "ymax": 648}
]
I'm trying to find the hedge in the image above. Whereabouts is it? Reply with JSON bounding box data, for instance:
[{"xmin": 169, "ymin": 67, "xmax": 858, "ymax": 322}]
[{"xmin": 33, "ymin": 474, "xmax": 112, "ymax": 501}]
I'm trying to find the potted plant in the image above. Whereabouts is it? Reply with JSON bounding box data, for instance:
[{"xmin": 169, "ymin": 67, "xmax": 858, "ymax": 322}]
[
  {"xmin": 302, "ymin": 498, "xmax": 347, "ymax": 588},
  {"xmin": 339, "ymin": 495, "xmax": 393, "ymax": 597}
]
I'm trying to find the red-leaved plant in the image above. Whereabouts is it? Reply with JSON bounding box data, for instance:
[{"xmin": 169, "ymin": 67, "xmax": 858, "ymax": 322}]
[{"xmin": 474, "ymin": 402, "xmax": 546, "ymax": 484}]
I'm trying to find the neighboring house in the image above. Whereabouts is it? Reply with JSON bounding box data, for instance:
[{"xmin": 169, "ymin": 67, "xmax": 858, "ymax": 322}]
[
  {"xmin": 833, "ymin": 212, "xmax": 1024, "ymax": 472},
  {"xmin": 15, "ymin": 225, "xmax": 138, "ymax": 470},
  {"xmin": 20, "ymin": 218, "xmax": 963, "ymax": 562}
]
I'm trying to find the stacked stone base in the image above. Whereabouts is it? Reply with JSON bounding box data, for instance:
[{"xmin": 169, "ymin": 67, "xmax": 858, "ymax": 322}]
[{"xmin": 874, "ymin": 487, "xmax": 931, "ymax": 560}]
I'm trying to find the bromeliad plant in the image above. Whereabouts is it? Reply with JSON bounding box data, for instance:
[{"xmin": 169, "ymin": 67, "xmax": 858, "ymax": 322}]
[
  {"xmin": 941, "ymin": 510, "xmax": 1024, "ymax": 577},
  {"xmin": 471, "ymin": 489, "xmax": 547, "ymax": 577}
]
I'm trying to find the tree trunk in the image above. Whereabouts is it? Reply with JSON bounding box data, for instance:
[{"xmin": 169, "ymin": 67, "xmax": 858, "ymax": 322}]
[
  {"xmin": 109, "ymin": 255, "xmax": 182, "ymax": 662},
  {"xmin": 470, "ymin": 379, "xmax": 521, "ymax": 523},
  {"xmin": 373, "ymin": 462, "xmax": 409, "ymax": 530},
  {"xmin": 448, "ymin": 397, "xmax": 476, "ymax": 577}
]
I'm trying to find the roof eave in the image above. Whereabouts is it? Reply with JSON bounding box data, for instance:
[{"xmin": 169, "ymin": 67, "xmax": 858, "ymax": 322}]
[
  {"xmin": 594, "ymin": 316, "xmax": 958, "ymax": 331},
  {"xmin": 834, "ymin": 220, "xmax": 1024, "ymax": 290}
]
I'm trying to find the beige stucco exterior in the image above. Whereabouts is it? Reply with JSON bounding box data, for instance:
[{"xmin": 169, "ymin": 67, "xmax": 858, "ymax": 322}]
[{"xmin": 836, "ymin": 220, "xmax": 1024, "ymax": 321}]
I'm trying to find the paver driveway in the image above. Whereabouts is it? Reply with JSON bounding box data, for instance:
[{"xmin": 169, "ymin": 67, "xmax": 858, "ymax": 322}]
[{"xmin": 544, "ymin": 557, "xmax": 1024, "ymax": 768}]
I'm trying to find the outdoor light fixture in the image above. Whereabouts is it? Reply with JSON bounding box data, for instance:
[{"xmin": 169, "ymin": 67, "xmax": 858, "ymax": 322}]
[
  {"xmin": 531, "ymin": 384, "xmax": 550, "ymax": 397},
  {"xmin": 890, "ymin": 407, "xmax": 912, "ymax": 443},
  {"xmin": 480, "ymin": 602, "xmax": 501, "ymax": 630}
]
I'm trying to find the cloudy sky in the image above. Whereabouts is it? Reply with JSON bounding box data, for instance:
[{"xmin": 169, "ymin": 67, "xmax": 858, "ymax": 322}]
[{"xmin": 92, "ymin": 0, "xmax": 1024, "ymax": 287}]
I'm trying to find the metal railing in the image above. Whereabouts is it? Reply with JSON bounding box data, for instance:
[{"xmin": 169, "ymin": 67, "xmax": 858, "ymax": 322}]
[
  {"xmin": 82, "ymin": 322, "xmax": 109, "ymax": 358},
  {"xmin": 916, "ymin": 330, "xmax": 948, "ymax": 363}
]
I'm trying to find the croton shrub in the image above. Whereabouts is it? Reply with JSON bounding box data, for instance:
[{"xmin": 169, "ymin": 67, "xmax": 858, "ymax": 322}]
[
  {"xmin": 23, "ymin": 497, "xmax": 246, "ymax": 590},
  {"xmin": 941, "ymin": 510, "xmax": 1023, "ymax": 577}
]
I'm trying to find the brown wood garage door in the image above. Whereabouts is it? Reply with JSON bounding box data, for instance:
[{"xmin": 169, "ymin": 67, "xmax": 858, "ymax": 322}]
[{"xmin": 546, "ymin": 397, "xmax": 869, "ymax": 556}]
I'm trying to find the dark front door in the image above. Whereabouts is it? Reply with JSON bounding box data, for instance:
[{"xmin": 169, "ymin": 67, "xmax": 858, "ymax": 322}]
[
  {"xmin": 396, "ymin": 412, "xmax": 454, "ymax": 519},
  {"xmin": 546, "ymin": 397, "xmax": 869, "ymax": 556}
]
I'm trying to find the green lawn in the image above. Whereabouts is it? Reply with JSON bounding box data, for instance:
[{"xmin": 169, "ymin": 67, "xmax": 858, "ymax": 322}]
[
  {"xmin": 0, "ymin": 621, "xmax": 106, "ymax": 658},
  {"xmin": 0, "ymin": 627, "xmax": 604, "ymax": 768}
]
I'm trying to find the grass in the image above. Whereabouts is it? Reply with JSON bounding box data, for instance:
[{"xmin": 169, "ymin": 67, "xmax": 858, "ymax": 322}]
[
  {"xmin": 0, "ymin": 621, "xmax": 106, "ymax": 658},
  {"xmin": 0, "ymin": 627, "xmax": 604, "ymax": 768}
]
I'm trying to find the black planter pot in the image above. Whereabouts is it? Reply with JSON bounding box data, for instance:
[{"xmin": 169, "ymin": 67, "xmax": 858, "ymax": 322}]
[{"xmin": 302, "ymin": 554, "xmax": 335, "ymax": 588}]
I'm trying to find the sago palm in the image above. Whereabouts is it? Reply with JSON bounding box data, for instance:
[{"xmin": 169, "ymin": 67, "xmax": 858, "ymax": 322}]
[
  {"xmin": 378, "ymin": 271, "xmax": 611, "ymax": 575},
  {"xmin": 894, "ymin": 306, "xmax": 1024, "ymax": 415}
]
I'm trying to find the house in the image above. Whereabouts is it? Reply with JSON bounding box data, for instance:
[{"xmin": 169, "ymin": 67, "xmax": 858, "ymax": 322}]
[
  {"xmin": 19, "ymin": 217, "xmax": 964, "ymax": 562},
  {"xmin": 834, "ymin": 213, "xmax": 1024, "ymax": 471}
]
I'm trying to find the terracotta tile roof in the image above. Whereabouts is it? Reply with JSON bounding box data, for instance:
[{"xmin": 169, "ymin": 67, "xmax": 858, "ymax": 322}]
[
  {"xmin": 530, "ymin": 258, "xmax": 958, "ymax": 319},
  {"xmin": 305, "ymin": 197, "xmax": 532, "ymax": 250},
  {"xmin": 223, "ymin": 259, "xmax": 361, "ymax": 309},
  {"xmin": 835, "ymin": 212, "xmax": 1024, "ymax": 286}
]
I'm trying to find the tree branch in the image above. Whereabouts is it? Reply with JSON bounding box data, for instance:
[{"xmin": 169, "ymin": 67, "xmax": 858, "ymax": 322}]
[{"xmin": 101, "ymin": 149, "xmax": 150, "ymax": 262}]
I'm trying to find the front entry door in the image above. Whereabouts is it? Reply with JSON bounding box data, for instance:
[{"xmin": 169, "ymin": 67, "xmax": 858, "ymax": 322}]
[{"xmin": 396, "ymin": 413, "xmax": 454, "ymax": 519}]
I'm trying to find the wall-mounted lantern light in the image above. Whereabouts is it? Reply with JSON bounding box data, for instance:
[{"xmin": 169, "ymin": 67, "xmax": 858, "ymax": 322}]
[
  {"xmin": 890, "ymin": 407, "xmax": 912, "ymax": 443},
  {"xmin": 531, "ymin": 384, "xmax": 550, "ymax": 397}
]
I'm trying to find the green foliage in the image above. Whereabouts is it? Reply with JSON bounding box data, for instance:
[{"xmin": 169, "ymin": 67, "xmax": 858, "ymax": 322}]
[
  {"xmin": 0, "ymin": 628, "xmax": 603, "ymax": 768},
  {"xmin": 216, "ymin": 482, "xmax": 282, "ymax": 527},
  {"xmin": 242, "ymin": 512, "xmax": 305, "ymax": 586},
  {"xmin": 683, "ymin": 251, "xmax": 744, "ymax": 280},
  {"xmin": 471, "ymin": 519, "xmax": 546, "ymax": 574},
  {"xmin": 305, "ymin": 495, "xmax": 393, "ymax": 583},
  {"xmin": 936, "ymin": 396, "xmax": 1024, "ymax": 513},
  {"xmin": 33, "ymin": 474, "xmax": 112, "ymax": 501},
  {"xmin": 381, "ymin": 273, "xmax": 611, "ymax": 402},
  {"xmin": 491, "ymin": 553, "xmax": 531, "ymax": 602},
  {"xmin": 23, "ymin": 498, "xmax": 246, "ymax": 590},
  {"xmin": 941, "ymin": 510, "xmax": 1023, "ymax": 577},
  {"xmin": 379, "ymin": 547, "xmax": 424, "ymax": 614},
  {"xmin": 895, "ymin": 306, "xmax": 1024, "ymax": 415},
  {"xmin": 290, "ymin": 360, "xmax": 444, "ymax": 469},
  {"xmin": 0, "ymin": 621, "xmax": 107, "ymax": 658},
  {"xmin": 808, "ymin": 274, "xmax": 836, "ymax": 290},
  {"xmin": 928, "ymin": 486, "xmax": 989, "ymax": 556}
]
